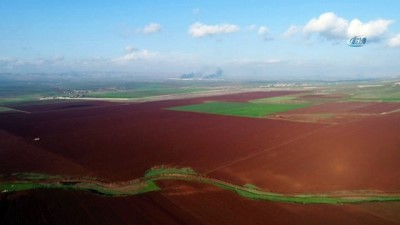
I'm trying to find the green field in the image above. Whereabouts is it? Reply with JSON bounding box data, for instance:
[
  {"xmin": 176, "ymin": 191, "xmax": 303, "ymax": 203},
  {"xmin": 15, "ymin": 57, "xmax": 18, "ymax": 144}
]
[
  {"xmin": 352, "ymin": 86, "xmax": 400, "ymax": 101},
  {"xmin": 168, "ymin": 101, "xmax": 309, "ymax": 117},
  {"xmin": 144, "ymin": 166, "xmax": 197, "ymax": 178},
  {"xmin": 338, "ymin": 84, "xmax": 400, "ymax": 102},
  {"xmin": 0, "ymin": 77, "xmax": 213, "ymax": 104}
]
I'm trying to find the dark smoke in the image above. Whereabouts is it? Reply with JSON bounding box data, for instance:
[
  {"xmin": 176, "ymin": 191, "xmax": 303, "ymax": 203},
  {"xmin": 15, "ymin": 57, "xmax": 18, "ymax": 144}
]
[{"xmin": 179, "ymin": 67, "xmax": 223, "ymax": 79}]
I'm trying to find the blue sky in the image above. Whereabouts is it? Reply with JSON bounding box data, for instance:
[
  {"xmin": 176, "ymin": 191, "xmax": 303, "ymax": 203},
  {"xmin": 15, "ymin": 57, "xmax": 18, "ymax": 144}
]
[{"xmin": 1, "ymin": 0, "xmax": 400, "ymax": 79}]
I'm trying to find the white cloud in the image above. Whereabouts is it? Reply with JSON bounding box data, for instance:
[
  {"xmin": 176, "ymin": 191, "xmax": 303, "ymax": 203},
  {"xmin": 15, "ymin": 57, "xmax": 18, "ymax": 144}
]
[
  {"xmin": 258, "ymin": 26, "xmax": 268, "ymax": 35},
  {"xmin": 114, "ymin": 46, "xmax": 159, "ymax": 64},
  {"xmin": 122, "ymin": 23, "xmax": 161, "ymax": 36},
  {"xmin": 347, "ymin": 19, "xmax": 392, "ymax": 39},
  {"xmin": 302, "ymin": 12, "xmax": 393, "ymax": 40},
  {"xmin": 264, "ymin": 59, "xmax": 282, "ymax": 64},
  {"xmin": 258, "ymin": 26, "xmax": 272, "ymax": 41},
  {"xmin": 141, "ymin": 23, "xmax": 161, "ymax": 34},
  {"xmin": 283, "ymin": 25, "xmax": 299, "ymax": 37},
  {"xmin": 303, "ymin": 12, "xmax": 348, "ymax": 39},
  {"xmin": 388, "ymin": 34, "xmax": 400, "ymax": 47},
  {"xmin": 188, "ymin": 22, "xmax": 240, "ymax": 37}
]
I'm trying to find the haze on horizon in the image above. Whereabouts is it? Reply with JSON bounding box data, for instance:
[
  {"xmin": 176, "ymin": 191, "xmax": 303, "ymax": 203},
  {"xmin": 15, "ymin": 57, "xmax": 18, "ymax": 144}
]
[{"xmin": 1, "ymin": 0, "xmax": 400, "ymax": 80}]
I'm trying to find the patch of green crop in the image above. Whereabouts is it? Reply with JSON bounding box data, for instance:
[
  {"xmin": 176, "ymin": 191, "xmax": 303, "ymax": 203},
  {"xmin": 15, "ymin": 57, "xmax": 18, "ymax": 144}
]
[
  {"xmin": 11, "ymin": 173, "xmax": 62, "ymax": 181},
  {"xmin": 72, "ymin": 183, "xmax": 125, "ymax": 196},
  {"xmin": 3, "ymin": 167, "xmax": 400, "ymax": 204},
  {"xmin": 243, "ymin": 184, "xmax": 260, "ymax": 190},
  {"xmin": 74, "ymin": 180, "xmax": 160, "ymax": 196},
  {"xmin": 0, "ymin": 183, "xmax": 48, "ymax": 192},
  {"xmin": 0, "ymin": 179, "xmax": 160, "ymax": 197},
  {"xmin": 145, "ymin": 166, "xmax": 197, "ymax": 178},
  {"xmin": 344, "ymin": 84, "xmax": 400, "ymax": 102},
  {"xmin": 136, "ymin": 180, "xmax": 161, "ymax": 194},
  {"xmin": 168, "ymin": 102, "xmax": 309, "ymax": 117},
  {"xmin": 234, "ymin": 189, "xmax": 351, "ymax": 204}
]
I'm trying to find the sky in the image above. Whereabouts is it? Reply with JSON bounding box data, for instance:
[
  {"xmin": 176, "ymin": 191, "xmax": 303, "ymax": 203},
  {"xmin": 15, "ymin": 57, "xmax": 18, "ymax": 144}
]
[{"xmin": 1, "ymin": 0, "xmax": 400, "ymax": 80}]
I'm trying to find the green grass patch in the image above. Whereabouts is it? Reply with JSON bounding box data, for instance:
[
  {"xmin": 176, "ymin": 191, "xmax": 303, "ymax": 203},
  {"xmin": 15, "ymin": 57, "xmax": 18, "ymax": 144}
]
[
  {"xmin": 0, "ymin": 183, "xmax": 51, "ymax": 192},
  {"xmin": 243, "ymin": 184, "xmax": 260, "ymax": 190},
  {"xmin": 235, "ymin": 189, "xmax": 346, "ymax": 204},
  {"xmin": 135, "ymin": 180, "xmax": 161, "ymax": 194},
  {"xmin": 11, "ymin": 172, "xmax": 62, "ymax": 181},
  {"xmin": 145, "ymin": 166, "xmax": 197, "ymax": 178},
  {"xmin": 168, "ymin": 102, "xmax": 309, "ymax": 118},
  {"xmin": 3, "ymin": 168, "xmax": 400, "ymax": 204},
  {"xmin": 344, "ymin": 84, "xmax": 400, "ymax": 102},
  {"xmin": 0, "ymin": 178, "xmax": 160, "ymax": 197}
]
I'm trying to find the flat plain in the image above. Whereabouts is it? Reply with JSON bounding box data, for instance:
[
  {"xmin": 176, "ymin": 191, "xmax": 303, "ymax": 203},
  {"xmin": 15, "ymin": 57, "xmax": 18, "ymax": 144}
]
[{"xmin": 1, "ymin": 81, "xmax": 400, "ymax": 225}]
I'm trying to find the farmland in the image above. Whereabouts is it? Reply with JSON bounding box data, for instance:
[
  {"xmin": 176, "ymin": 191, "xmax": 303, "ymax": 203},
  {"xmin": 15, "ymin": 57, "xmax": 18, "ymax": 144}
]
[
  {"xmin": 349, "ymin": 84, "xmax": 400, "ymax": 102},
  {"xmin": 85, "ymin": 87, "xmax": 206, "ymax": 98},
  {"xmin": 0, "ymin": 75, "xmax": 217, "ymax": 104},
  {"xmin": 1, "ymin": 80, "xmax": 400, "ymax": 224},
  {"xmin": 167, "ymin": 101, "xmax": 309, "ymax": 117}
]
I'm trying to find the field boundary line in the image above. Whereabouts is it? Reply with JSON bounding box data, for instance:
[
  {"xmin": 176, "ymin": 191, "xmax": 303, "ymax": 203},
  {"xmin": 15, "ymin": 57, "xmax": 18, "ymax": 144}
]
[{"xmin": 205, "ymin": 124, "xmax": 337, "ymax": 174}]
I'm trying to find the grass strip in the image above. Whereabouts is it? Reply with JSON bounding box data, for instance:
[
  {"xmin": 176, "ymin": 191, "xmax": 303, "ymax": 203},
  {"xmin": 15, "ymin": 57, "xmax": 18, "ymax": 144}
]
[
  {"xmin": 2, "ymin": 167, "xmax": 400, "ymax": 204},
  {"xmin": 168, "ymin": 102, "xmax": 309, "ymax": 117}
]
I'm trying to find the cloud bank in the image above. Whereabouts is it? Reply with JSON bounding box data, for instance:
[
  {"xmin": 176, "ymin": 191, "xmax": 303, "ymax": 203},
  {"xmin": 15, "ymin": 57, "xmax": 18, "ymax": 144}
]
[{"xmin": 302, "ymin": 12, "xmax": 393, "ymax": 40}]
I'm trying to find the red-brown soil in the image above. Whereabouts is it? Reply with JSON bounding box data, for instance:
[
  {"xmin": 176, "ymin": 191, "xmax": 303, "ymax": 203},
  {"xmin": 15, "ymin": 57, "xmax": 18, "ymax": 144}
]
[
  {"xmin": 0, "ymin": 190, "xmax": 204, "ymax": 225},
  {"xmin": 0, "ymin": 93, "xmax": 324, "ymax": 181},
  {"xmin": 159, "ymin": 180, "xmax": 400, "ymax": 225},
  {"xmin": 210, "ymin": 113, "xmax": 400, "ymax": 193},
  {"xmin": 1, "ymin": 91, "xmax": 400, "ymax": 225},
  {"xmin": 11, "ymin": 100, "xmax": 119, "ymax": 113},
  {"xmin": 0, "ymin": 130, "xmax": 95, "ymax": 177}
]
